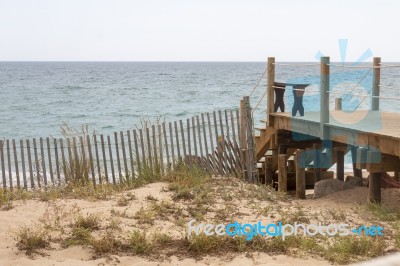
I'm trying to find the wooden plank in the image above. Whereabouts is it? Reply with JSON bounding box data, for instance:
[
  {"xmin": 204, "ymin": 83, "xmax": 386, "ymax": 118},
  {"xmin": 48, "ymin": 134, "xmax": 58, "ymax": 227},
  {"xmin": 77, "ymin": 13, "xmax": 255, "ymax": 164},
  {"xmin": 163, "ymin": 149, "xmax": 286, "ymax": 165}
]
[
  {"xmin": 230, "ymin": 110, "xmax": 236, "ymax": 144},
  {"xmin": 169, "ymin": 122, "xmax": 175, "ymax": 169},
  {"xmin": 0, "ymin": 140, "xmax": 5, "ymax": 189},
  {"xmin": 101, "ymin": 134, "xmax": 109, "ymax": 183},
  {"xmin": 139, "ymin": 129, "xmax": 146, "ymax": 171},
  {"xmin": 93, "ymin": 134, "xmax": 102, "ymax": 184},
  {"xmin": 53, "ymin": 139, "xmax": 61, "ymax": 185},
  {"xmin": 46, "ymin": 138, "xmax": 54, "ymax": 185},
  {"xmin": 192, "ymin": 117, "xmax": 198, "ymax": 158},
  {"xmin": 39, "ymin": 138, "xmax": 47, "ymax": 186},
  {"xmin": 371, "ymin": 57, "xmax": 381, "ymax": 111},
  {"xmin": 175, "ymin": 121, "xmax": 181, "ymax": 161},
  {"xmin": 127, "ymin": 130, "xmax": 135, "ymax": 178},
  {"xmin": 180, "ymin": 120, "xmax": 186, "ymax": 160},
  {"xmin": 313, "ymin": 143, "xmax": 321, "ymax": 183},
  {"xmin": 60, "ymin": 139, "xmax": 67, "ymax": 184},
  {"xmin": 33, "ymin": 138, "xmax": 41, "ymax": 188},
  {"xmin": 278, "ymin": 154, "xmax": 287, "ymax": 192},
  {"xmin": 26, "ymin": 140, "xmax": 34, "ymax": 188},
  {"xmin": 72, "ymin": 137, "xmax": 79, "ymax": 182},
  {"xmin": 67, "ymin": 138, "xmax": 73, "ymax": 183},
  {"xmin": 134, "ymin": 130, "xmax": 141, "ymax": 176},
  {"xmin": 265, "ymin": 156, "xmax": 273, "ymax": 186},
  {"xmin": 225, "ymin": 110, "xmax": 230, "ymax": 140},
  {"xmin": 12, "ymin": 139, "xmax": 20, "ymax": 189},
  {"xmin": 158, "ymin": 124, "xmax": 164, "ymax": 175},
  {"xmin": 146, "ymin": 127, "xmax": 153, "ymax": 169},
  {"xmin": 196, "ymin": 115, "xmax": 203, "ymax": 158},
  {"xmin": 86, "ymin": 135, "xmax": 96, "ymax": 186},
  {"xmin": 20, "ymin": 140, "xmax": 27, "ymax": 189},
  {"xmin": 207, "ymin": 113, "xmax": 215, "ymax": 153},
  {"xmin": 152, "ymin": 125, "xmax": 159, "ymax": 173},
  {"xmin": 201, "ymin": 113, "xmax": 208, "ymax": 156},
  {"xmin": 213, "ymin": 111, "xmax": 222, "ymax": 174},
  {"xmin": 163, "ymin": 122, "xmax": 171, "ymax": 172},
  {"xmin": 107, "ymin": 135, "xmax": 116, "ymax": 184},
  {"xmin": 267, "ymin": 57, "xmax": 275, "ymax": 125},
  {"xmin": 6, "ymin": 140, "xmax": 12, "ymax": 190},
  {"xmin": 356, "ymin": 147, "xmax": 367, "ymax": 169},
  {"xmin": 114, "ymin": 132, "xmax": 122, "ymax": 180},
  {"xmin": 120, "ymin": 131, "xmax": 128, "ymax": 180},
  {"xmin": 187, "ymin": 118, "xmax": 191, "ymax": 160},
  {"xmin": 236, "ymin": 109, "xmax": 240, "ymax": 143},
  {"xmin": 351, "ymin": 146, "xmax": 362, "ymax": 178},
  {"xmin": 79, "ymin": 136, "xmax": 88, "ymax": 182},
  {"xmin": 367, "ymin": 152, "xmax": 400, "ymax": 172},
  {"xmin": 320, "ymin": 56, "xmax": 330, "ymax": 140},
  {"xmin": 295, "ymin": 150, "xmax": 306, "ymax": 199}
]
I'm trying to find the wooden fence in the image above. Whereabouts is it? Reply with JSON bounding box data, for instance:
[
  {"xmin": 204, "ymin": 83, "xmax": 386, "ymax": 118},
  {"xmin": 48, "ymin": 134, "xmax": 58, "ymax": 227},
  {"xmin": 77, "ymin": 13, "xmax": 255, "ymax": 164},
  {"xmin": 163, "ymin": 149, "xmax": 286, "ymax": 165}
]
[{"xmin": 0, "ymin": 104, "xmax": 256, "ymax": 190}]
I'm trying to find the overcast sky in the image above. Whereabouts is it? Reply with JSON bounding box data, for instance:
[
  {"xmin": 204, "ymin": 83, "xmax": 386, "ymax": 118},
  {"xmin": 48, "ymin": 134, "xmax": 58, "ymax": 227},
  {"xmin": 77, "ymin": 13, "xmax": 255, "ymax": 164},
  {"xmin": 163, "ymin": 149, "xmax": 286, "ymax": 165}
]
[{"xmin": 0, "ymin": 0, "xmax": 398, "ymax": 61}]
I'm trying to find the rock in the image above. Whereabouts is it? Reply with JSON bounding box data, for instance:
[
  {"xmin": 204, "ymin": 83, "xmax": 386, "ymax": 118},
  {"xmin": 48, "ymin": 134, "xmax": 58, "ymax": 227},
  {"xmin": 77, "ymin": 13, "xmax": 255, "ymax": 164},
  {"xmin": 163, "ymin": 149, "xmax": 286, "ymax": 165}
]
[
  {"xmin": 345, "ymin": 175, "xmax": 362, "ymax": 186},
  {"xmin": 313, "ymin": 179, "xmax": 354, "ymax": 199}
]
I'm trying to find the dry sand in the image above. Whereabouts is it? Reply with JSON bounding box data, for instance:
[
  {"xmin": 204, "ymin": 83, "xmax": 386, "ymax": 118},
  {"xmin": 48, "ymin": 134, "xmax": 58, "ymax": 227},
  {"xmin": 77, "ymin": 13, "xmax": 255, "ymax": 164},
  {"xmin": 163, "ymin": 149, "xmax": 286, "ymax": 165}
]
[{"xmin": 1, "ymin": 178, "xmax": 400, "ymax": 266}]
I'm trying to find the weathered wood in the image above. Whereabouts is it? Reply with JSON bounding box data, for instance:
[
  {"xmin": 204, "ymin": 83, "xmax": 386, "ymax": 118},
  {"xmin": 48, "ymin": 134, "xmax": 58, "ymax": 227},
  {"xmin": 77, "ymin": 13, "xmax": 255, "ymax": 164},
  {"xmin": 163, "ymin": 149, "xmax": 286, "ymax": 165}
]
[
  {"xmin": 152, "ymin": 125, "xmax": 159, "ymax": 172},
  {"xmin": 26, "ymin": 140, "xmax": 34, "ymax": 188},
  {"xmin": 372, "ymin": 57, "xmax": 381, "ymax": 111},
  {"xmin": 158, "ymin": 124, "xmax": 164, "ymax": 175},
  {"xmin": 351, "ymin": 146, "xmax": 362, "ymax": 179},
  {"xmin": 54, "ymin": 139, "xmax": 61, "ymax": 185},
  {"xmin": 60, "ymin": 139, "xmax": 68, "ymax": 184},
  {"xmin": 295, "ymin": 150, "xmax": 306, "ymax": 199},
  {"xmin": 265, "ymin": 155, "xmax": 273, "ymax": 186},
  {"xmin": 236, "ymin": 109, "xmax": 240, "ymax": 143},
  {"xmin": 107, "ymin": 135, "xmax": 116, "ymax": 184},
  {"xmin": 163, "ymin": 123, "xmax": 170, "ymax": 171},
  {"xmin": 33, "ymin": 138, "xmax": 41, "ymax": 188},
  {"xmin": 225, "ymin": 110, "xmax": 230, "ymax": 140},
  {"xmin": 313, "ymin": 143, "xmax": 321, "ymax": 183},
  {"xmin": 72, "ymin": 137, "xmax": 79, "ymax": 182},
  {"xmin": 367, "ymin": 152, "xmax": 400, "ymax": 173},
  {"xmin": 127, "ymin": 130, "xmax": 135, "ymax": 178},
  {"xmin": 196, "ymin": 116, "xmax": 203, "ymax": 158},
  {"xmin": 100, "ymin": 134, "xmax": 108, "ymax": 183},
  {"xmin": 67, "ymin": 138, "xmax": 73, "ymax": 182},
  {"xmin": 93, "ymin": 134, "xmax": 102, "ymax": 183},
  {"xmin": 114, "ymin": 132, "xmax": 122, "ymax": 180},
  {"xmin": 180, "ymin": 120, "xmax": 186, "ymax": 160},
  {"xmin": 278, "ymin": 154, "xmax": 287, "ymax": 192},
  {"xmin": 12, "ymin": 139, "xmax": 20, "ymax": 189},
  {"xmin": 192, "ymin": 117, "xmax": 198, "ymax": 158},
  {"xmin": 201, "ymin": 114, "xmax": 208, "ymax": 156},
  {"xmin": 244, "ymin": 96, "xmax": 256, "ymax": 182},
  {"xmin": 230, "ymin": 110, "xmax": 236, "ymax": 143},
  {"xmin": 133, "ymin": 130, "xmax": 141, "ymax": 176},
  {"xmin": 207, "ymin": 112, "xmax": 214, "ymax": 153},
  {"xmin": 6, "ymin": 140, "xmax": 12, "ymax": 190},
  {"xmin": 78, "ymin": 138, "xmax": 88, "ymax": 182},
  {"xmin": 213, "ymin": 111, "xmax": 222, "ymax": 174},
  {"xmin": 320, "ymin": 56, "xmax": 330, "ymax": 140},
  {"xmin": 356, "ymin": 147, "xmax": 367, "ymax": 169},
  {"xmin": 86, "ymin": 135, "xmax": 96, "ymax": 187},
  {"xmin": 239, "ymin": 100, "xmax": 246, "ymax": 179},
  {"xmin": 267, "ymin": 57, "xmax": 275, "ymax": 126},
  {"xmin": 369, "ymin": 172, "xmax": 381, "ymax": 203},
  {"xmin": 174, "ymin": 121, "xmax": 181, "ymax": 161},
  {"xmin": 187, "ymin": 118, "xmax": 192, "ymax": 160},
  {"xmin": 146, "ymin": 127, "xmax": 153, "ymax": 169},
  {"xmin": 0, "ymin": 140, "xmax": 5, "ymax": 189},
  {"xmin": 139, "ymin": 129, "xmax": 146, "ymax": 170},
  {"xmin": 169, "ymin": 122, "xmax": 175, "ymax": 168},
  {"xmin": 120, "ymin": 131, "xmax": 128, "ymax": 180},
  {"xmin": 46, "ymin": 137, "xmax": 54, "ymax": 185},
  {"xmin": 336, "ymin": 149, "xmax": 345, "ymax": 181},
  {"xmin": 20, "ymin": 140, "xmax": 27, "ymax": 189}
]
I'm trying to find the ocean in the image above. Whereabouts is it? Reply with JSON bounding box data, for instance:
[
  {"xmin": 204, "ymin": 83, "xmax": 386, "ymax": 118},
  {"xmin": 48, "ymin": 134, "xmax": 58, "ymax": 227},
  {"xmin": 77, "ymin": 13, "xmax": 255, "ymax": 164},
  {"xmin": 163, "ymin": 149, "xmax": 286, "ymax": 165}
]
[{"xmin": 0, "ymin": 61, "xmax": 399, "ymax": 141}]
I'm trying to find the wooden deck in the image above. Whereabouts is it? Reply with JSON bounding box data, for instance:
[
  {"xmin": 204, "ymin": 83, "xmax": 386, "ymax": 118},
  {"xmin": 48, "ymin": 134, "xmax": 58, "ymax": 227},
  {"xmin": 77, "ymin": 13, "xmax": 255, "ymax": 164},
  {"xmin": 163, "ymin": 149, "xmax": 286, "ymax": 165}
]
[{"xmin": 271, "ymin": 111, "xmax": 400, "ymax": 157}]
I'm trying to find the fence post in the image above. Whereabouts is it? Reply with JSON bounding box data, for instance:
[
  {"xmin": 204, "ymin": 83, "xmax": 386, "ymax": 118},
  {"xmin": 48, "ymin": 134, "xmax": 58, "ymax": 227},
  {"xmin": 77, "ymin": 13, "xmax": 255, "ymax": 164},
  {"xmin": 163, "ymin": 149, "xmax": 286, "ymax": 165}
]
[
  {"xmin": 239, "ymin": 99, "xmax": 247, "ymax": 180},
  {"xmin": 371, "ymin": 57, "xmax": 381, "ymax": 111},
  {"xmin": 243, "ymin": 96, "xmax": 256, "ymax": 183},
  {"xmin": 267, "ymin": 57, "xmax": 275, "ymax": 127},
  {"xmin": 320, "ymin": 56, "xmax": 330, "ymax": 140}
]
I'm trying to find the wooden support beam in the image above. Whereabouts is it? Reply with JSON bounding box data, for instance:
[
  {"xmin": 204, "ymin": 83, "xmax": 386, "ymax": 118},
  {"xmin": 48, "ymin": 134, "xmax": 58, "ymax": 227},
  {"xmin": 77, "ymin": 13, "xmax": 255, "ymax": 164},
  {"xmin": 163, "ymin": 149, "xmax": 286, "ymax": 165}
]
[
  {"xmin": 367, "ymin": 152, "xmax": 400, "ymax": 173},
  {"xmin": 336, "ymin": 149, "xmax": 345, "ymax": 181},
  {"xmin": 265, "ymin": 155, "xmax": 273, "ymax": 186},
  {"xmin": 295, "ymin": 149, "xmax": 306, "ymax": 199},
  {"xmin": 351, "ymin": 146, "xmax": 363, "ymax": 178},
  {"xmin": 278, "ymin": 154, "xmax": 287, "ymax": 192},
  {"xmin": 267, "ymin": 57, "xmax": 275, "ymax": 127},
  {"xmin": 356, "ymin": 147, "xmax": 367, "ymax": 169},
  {"xmin": 313, "ymin": 143, "xmax": 321, "ymax": 183},
  {"xmin": 367, "ymin": 150, "xmax": 382, "ymax": 203},
  {"xmin": 320, "ymin": 56, "xmax": 330, "ymax": 140}
]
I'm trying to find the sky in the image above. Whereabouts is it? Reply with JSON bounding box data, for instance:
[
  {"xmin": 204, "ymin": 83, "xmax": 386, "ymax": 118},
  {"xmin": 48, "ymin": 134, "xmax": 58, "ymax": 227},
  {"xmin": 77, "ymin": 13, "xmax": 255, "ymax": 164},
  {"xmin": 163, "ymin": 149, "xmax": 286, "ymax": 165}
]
[{"xmin": 0, "ymin": 0, "xmax": 399, "ymax": 62}]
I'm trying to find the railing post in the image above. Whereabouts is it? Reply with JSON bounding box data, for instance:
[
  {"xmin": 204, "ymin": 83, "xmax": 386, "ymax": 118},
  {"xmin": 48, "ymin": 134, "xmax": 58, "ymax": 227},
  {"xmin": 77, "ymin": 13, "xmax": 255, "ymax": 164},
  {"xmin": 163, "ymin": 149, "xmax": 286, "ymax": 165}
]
[
  {"xmin": 335, "ymin": 98, "xmax": 342, "ymax": 111},
  {"xmin": 267, "ymin": 57, "xmax": 275, "ymax": 126},
  {"xmin": 320, "ymin": 56, "xmax": 330, "ymax": 140},
  {"xmin": 371, "ymin": 57, "xmax": 381, "ymax": 111}
]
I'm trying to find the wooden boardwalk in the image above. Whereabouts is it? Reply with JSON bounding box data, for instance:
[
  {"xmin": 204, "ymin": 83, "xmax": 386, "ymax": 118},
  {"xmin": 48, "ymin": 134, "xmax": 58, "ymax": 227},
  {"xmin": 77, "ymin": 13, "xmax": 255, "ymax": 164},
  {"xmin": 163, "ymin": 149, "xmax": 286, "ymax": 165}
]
[{"xmin": 253, "ymin": 56, "xmax": 400, "ymax": 203}]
